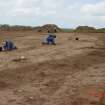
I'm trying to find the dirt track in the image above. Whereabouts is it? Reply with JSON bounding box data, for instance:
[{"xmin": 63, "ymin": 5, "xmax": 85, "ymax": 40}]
[{"xmin": 0, "ymin": 31, "xmax": 105, "ymax": 105}]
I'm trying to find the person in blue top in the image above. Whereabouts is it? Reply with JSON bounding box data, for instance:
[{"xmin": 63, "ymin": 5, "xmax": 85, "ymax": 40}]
[
  {"xmin": 42, "ymin": 33, "xmax": 56, "ymax": 45},
  {"xmin": 2, "ymin": 40, "xmax": 17, "ymax": 51},
  {"xmin": 47, "ymin": 34, "xmax": 56, "ymax": 45}
]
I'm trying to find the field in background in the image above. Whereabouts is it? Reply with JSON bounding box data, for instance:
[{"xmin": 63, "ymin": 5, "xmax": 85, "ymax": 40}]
[{"xmin": 0, "ymin": 31, "xmax": 105, "ymax": 105}]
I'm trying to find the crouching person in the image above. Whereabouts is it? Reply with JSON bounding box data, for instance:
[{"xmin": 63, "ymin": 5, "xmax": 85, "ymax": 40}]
[
  {"xmin": 42, "ymin": 34, "xmax": 56, "ymax": 45},
  {"xmin": 2, "ymin": 40, "xmax": 17, "ymax": 51}
]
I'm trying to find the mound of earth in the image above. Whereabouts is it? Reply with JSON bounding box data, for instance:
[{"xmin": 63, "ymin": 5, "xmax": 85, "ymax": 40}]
[{"xmin": 34, "ymin": 24, "xmax": 62, "ymax": 33}]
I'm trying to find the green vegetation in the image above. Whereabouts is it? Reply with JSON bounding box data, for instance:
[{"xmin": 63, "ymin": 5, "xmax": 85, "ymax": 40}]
[
  {"xmin": 0, "ymin": 24, "xmax": 105, "ymax": 33},
  {"xmin": 62, "ymin": 28, "xmax": 74, "ymax": 33},
  {"xmin": 75, "ymin": 26, "xmax": 96, "ymax": 33},
  {"xmin": 62, "ymin": 26, "xmax": 105, "ymax": 33},
  {"xmin": 0, "ymin": 24, "xmax": 33, "ymax": 31},
  {"xmin": 96, "ymin": 28, "xmax": 105, "ymax": 33}
]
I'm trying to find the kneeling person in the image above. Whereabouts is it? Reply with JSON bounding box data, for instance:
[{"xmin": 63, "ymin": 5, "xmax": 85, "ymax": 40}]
[{"xmin": 2, "ymin": 40, "xmax": 17, "ymax": 51}]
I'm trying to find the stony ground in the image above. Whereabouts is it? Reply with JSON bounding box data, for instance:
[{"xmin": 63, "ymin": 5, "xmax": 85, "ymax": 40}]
[{"xmin": 0, "ymin": 31, "xmax": 105, "ymax": 105}]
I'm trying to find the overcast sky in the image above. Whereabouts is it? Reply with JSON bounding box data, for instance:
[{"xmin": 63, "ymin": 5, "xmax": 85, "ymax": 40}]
[{"xmin": 0, "ymin": 0, "xmax": 105, "ymax": 28}]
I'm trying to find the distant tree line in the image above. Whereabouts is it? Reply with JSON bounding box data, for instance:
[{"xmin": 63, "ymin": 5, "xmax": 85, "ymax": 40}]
[
  {"xmin": 0, "ymin": 24, "xmax": 34, "ymax": 31},
  {"xmin": 75, "ymin": 26, "xmax": 105, "ymax": 33},
  {"xmin": 0, "ymin": 24, "xmax": 105, "ymax": 33},
  {"xmin": 62, "ymin": 26, "xmax": 105, "ymax": 33},
  {"xmin": 75, "ymin": 26, "xmax": 96, "ymax": 33},
  {"xmin": 0, "ymin": 24, "xmax": 61, "ymax": 32}
]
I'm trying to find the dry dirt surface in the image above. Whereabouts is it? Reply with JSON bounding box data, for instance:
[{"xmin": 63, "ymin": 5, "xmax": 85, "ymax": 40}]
[{"xmin": 0, "ymin": 31, "xmax": 105, "ymax": 105}]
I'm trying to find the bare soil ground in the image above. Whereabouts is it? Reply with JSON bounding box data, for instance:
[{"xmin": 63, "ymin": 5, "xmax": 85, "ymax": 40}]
[{"xmin": 0, "ymin": 31, "xmax": 105, "ymax": 105}]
